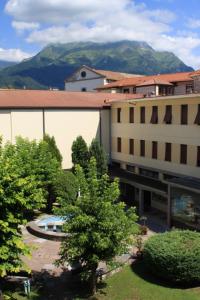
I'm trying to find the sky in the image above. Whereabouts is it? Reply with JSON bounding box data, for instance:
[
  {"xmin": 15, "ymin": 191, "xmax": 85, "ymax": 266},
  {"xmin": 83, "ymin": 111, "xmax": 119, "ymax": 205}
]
[{"xmin": 1, "ymin": 0, "xmax": 200, "ymax": 69}]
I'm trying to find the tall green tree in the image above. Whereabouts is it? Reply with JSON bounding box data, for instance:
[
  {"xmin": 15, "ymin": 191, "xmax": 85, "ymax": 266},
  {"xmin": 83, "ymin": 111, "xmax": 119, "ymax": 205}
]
[
  {"xmin": 71, "ymin": 136, "xmax": 89, "ymax": 172},
  {"xmin": 44, "ymin": 134, "xmax": 62, "ymax": 166},
  {"xmin": 0, "ymin": 140, "xmax": 44, "ymax": 277},
  {"xmin": 56, "ymin": 158, "xmax": 138, "ymax": 294},
  {"xmin": 89, "ymin": 139, "xmax": 107, "ymax": 176}
]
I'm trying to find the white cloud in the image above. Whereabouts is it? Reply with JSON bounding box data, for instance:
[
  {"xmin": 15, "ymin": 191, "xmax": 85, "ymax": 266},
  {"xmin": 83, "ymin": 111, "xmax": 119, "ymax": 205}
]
[
  {"xmin": 187, "ymin": 18, "xmax": 200, "ymax": 29},
  {"xmin": 0, "ymin": 48, "xmax": 32, "ymax": 62},
  {"xmin": 12, "ymin": 21, "xmax": 40, "ymax": 33},
  {"xmin": 5, "ymin": 0, "xmax": 200, "ymax": 68}
]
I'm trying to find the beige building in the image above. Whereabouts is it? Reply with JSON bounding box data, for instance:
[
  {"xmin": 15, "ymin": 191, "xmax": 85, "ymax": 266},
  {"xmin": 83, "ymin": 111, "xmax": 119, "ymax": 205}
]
[
  {"xmin": 65, "ymin": 65, "xmax": 141, "ymax": 92},
  {"xmin": 0, "ymin": 89, "xmax": 133, "ymax": 169},
  {"xmin": 110, "ymin": 93, "xmax": 200, "ymax": 230}
]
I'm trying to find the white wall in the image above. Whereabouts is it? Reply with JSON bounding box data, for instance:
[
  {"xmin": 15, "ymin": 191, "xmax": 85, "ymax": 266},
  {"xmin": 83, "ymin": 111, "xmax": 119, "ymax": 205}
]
[{"xmin": 65, "ymin": 77, "xmax": 104, "ymax": 92}]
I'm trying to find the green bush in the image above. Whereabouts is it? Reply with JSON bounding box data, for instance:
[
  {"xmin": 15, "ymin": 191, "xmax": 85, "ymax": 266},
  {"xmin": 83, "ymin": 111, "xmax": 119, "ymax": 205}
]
[{"xmin": 143, "ymin": 230, "xmax": 200, "ymax": 284}]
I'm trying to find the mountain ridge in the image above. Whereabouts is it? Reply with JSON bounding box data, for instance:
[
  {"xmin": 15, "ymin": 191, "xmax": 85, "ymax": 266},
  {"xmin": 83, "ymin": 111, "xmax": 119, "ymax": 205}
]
[{"xmin": 0, "ymin": 41, "xmax": 193, "ymax": 90}]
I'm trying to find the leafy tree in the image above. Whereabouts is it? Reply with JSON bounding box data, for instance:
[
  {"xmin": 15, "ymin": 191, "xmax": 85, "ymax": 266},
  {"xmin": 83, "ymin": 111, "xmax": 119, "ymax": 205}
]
[
  {"xmin": 89, "ymin": 139, "xmax": 107, "ymax": 176},
  {"xmin": 56, "ymin": 157, "xmax": 138, "ymax": 294},
  {"xmin": 53, "ymin": 170, "xmax": 78, "ymax": 206},
  {"xmin": 44, "ymin": 134, "xmax": 62, "ymax": 166},
  {"xmin": 0, "ymin": 139, "xmax": 44, "ymax": 277},
  {"xmin": 71, "ymin": 136, "xmax": 89, "ymax": 172}
]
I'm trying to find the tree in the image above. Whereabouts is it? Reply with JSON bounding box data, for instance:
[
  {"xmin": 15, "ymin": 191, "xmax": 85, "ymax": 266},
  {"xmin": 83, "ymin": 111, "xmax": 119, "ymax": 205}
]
[
  {"xmin": 89, "ymin": 139, "xmax": 107, "ymax": 176},
  {"xmin": 0, "ymin": 139, "xmax": 44, "ymax": 277},
  {"xmin": 71, "ymin": 136, "xmax": 89, "ymax": 172},
  {"xmin": 56, "ymin": 158, "xmax": 138, "ymax": 294},
  {"xmin": 44, "ymin": 134, "xmax": 62, "ymax": 166},
  {"xmin": 53, "ymin": 170, "xmax": 78, "ymax": 206}
]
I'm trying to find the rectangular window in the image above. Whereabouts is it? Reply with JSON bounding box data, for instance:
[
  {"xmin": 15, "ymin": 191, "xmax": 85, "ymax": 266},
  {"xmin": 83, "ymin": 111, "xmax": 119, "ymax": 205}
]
[
  {"xmin": 181, "ymin": 105, "xmax": 188, "ymax": 125},
  {"xmin": 150, "ymin": 106, "xmax": 158, "ymax": 124},
  {"xmin": 165, "ymin": 143, "xmax": 171, "ymax": 162},
  {"xmin": 152, "ymin": 141, "xmax": 158, "ymax": 159},
  {"xmin": 194, "ymin": 104, "xmax": 200, "ymax": 125},
  {"xmin": 197, "ymin": 146, "xmax": 200, "ymax": 167},
  {"xmin": 140, "ymin": 107, "xmax": 145, "ymax": 123},
  {"xmin": 129, "ymin": 139, "xmax": 134, "ymax": 155},
  {"xmin": 123, "ymin": 88, "xmax": 130, "ymax": 93},
  {"xmin": 180, "ymin": 144, "xmax": 187, "ymax": 164},
  {"xmin": 117, "ymin": 137, "xmax": 121, "ymax": 152},
  {"xmin": 117, "ymin": 108, "xmax": 121, "ymax": 123},
  {"xmin": 164, "ymin": 105, "xmax": 172, "ymax": 124},
  {"xmin": 129, "ymin": 107, "xmax": 134, "ymax": 123},
  {"xmin": 140, "ymin": 140, "xmax": 145, "ymax": 157},
  {"xmin": 126, "ymin": 165, "xmax": 135, "ymax": 173},
  {"xmin": 186, "ymin": 84, "xmax": 193, "ymax": 94}
]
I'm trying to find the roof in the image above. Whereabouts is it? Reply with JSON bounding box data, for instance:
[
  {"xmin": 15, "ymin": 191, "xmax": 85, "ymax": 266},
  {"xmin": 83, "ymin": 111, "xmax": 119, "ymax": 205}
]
[
  {"xmin": 65, "ymin": 65, "xmax": 141, "ymax": 82},
  {"xmin": 97, "ymin": 72, "xmax": 193, "ymax": 89},
  {"xmin": 136, "ymin": 78, "xmax": 173, "ymax": 87},
  {"xmin": 167, "ymin": 177, "xmax": 200, "ymax": 192},
  {"xmin": 0, "ymin": 89, "xmax": 141, "ymax": 108}
]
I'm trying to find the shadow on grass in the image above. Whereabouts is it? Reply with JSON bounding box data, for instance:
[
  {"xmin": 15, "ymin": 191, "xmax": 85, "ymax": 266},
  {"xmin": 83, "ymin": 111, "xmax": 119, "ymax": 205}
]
[
  {"xmin": 2, "ymin": 269, "xmax": 103, "ymax": 300},
  {"xmin": 131, "ymin": 259, "xmax": 199, "ymax": 290}
]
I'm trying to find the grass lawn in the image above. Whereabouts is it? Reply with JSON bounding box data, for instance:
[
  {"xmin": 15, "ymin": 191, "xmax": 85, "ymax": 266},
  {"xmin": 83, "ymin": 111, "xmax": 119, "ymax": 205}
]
[{"xmin": 96, "ymin": 261, "xmax": 200, "ymax": 300}]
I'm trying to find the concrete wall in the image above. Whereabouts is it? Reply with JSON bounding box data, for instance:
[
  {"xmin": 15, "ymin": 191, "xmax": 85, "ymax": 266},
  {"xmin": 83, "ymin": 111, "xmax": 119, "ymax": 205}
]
[
  {"xmin": 111, "ymin": 96, "xmax": 200, "ymax": 179},
  {"xmin": 0, "ymin": 108, "xmax": 110, "ymax": 169}
]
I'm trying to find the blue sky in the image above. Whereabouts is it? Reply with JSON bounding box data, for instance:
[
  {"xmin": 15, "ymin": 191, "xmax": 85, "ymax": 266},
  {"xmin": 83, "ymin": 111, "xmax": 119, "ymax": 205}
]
[{"xmin": 1, "ymin": 0, "xmax": 200, "ymax": 69}]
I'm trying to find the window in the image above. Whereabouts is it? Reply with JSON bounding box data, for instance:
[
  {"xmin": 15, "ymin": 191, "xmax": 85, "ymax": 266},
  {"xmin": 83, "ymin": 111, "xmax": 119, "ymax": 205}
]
[
  {"xmin": 81, "ymin": 71, "xmax": 86, "ymax": 78},
  {"xmin": 194, "ymin": 104, "xmax": 200, "ymax": 125},
  {"xmin": 129, "ymin": 107, "xmax": 134, "ymax": 123},
  {"xmin": 165, "ymin": 143, "xmax": 171, "ymax": 162},
  {"xmin": 140, "ymin": 107, "xmax": 145, "ymax": 123},
  {"xmin": 133, "ymin": 87, "xmax": 136, "ymax": 94},
  {"xmin": 152, "ymin": 141, "xmax": 158, "ymax": 159},
  {"xmin": 150, "ymin": 106, "xmax": 158, "ymax": 124},
  {"xmin": 197, "ymin": 146, "xmax": 200, "ymax": 167},
  {"xmin": 117, "ymin": 137, "xmax": 121, "ymax": 152},
  {"xmin": 164, "ymin": 105, "xmax": 172, "ymax": 124},
  {"xmin": 180, "ymin": 144, "xmax": 187, "ymax": 164},
  {"xmin": 126, "ymin": 165, "xmax": 135, "ymax": 173},
  {"xmin": 117, "ymin": 108, "xmax": 121, "ymax": 123},
  {"xmin": 123, "ymin": 88, "xmax": 130, "ymax": 93},
  {"xmin": 181, "ymin": 105, "xmax": 188, "ymax": 125},
  {"xmin": 139, "ymin": 168, "xmax": 159, "ymax": 179},
  {"xmin": 129, "ymin": 139, "xmax": 134, "ymax": 155},
  {"xmin": 140, "ymin": 140, "xmax": 145, "ymax": 157},
  {"xmin": 81, "ymin": 87, "xmax": 87, "ymax": 92},
  {"xmin": 186, "ymin": 84, "xmax": 193, "ymax": 94}
]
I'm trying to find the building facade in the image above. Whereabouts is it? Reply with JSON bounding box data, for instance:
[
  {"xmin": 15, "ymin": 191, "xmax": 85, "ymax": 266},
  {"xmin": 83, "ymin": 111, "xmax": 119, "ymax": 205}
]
[
  {"xmin": 110, "ymin": 94, "xmax": 200, "ymax": 230},
  {"xmin": 65, "ymin": 65, "xmax": 140, "ymax": 92}
]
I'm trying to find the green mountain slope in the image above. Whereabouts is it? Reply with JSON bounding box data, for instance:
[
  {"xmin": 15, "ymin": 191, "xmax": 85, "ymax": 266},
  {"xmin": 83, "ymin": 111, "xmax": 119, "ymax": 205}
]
[
  {"xmin": 0, "ymin": 60, "xmax": 16, "ymax": 69},
  {"xmin": 0, "ymin": 41, "xmax": 193, "ymax": 90}
]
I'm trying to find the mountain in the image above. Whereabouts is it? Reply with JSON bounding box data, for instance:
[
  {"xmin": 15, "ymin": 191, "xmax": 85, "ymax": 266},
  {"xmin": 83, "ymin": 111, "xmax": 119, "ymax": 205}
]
[
  {"xmin": 0, "ymin": 41, "xmax": 193, "ymax": 90},
  {"xmin": 0, "ymin": 60, "xmax": 16, "ymax": 69}
]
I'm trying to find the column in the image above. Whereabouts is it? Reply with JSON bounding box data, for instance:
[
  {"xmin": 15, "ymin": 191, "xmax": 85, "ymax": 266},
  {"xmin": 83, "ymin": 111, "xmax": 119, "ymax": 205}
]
[
  {"xmin": 138, "ymin": 189, "xmax": 144, "ymax": 216},
  {"xmin": 167, "ymin": 184, "xmax": 171, "ymax": 228}
]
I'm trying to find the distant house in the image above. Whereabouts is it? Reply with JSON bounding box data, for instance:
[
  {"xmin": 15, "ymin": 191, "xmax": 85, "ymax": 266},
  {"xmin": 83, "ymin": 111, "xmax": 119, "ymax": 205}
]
[
  {"xmin": 64, "ymin": 65, "xmax": 141, "ymax": 92},
  {"xmin": 97, "ymin": 71, "xmax": 196, "ymax": 96}
]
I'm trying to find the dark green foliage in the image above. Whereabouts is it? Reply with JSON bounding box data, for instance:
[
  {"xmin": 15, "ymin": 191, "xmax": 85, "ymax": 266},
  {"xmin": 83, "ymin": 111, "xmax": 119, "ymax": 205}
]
[
  {"xmin": 44, "ymin": 134, "xmax": 62, "ymax": 166},
  {"xmin": 143, "ymin": 230, "xmax": 200, "ymax": 284},
  {"xmin": 53, "ymin": 170, "xmax": 78, "ymax": 205},
  {"xmin": 56, "ymin": 157, "xmax": 138, "ymax": 294},
  {"xmin": 89, "ymin": 139, "xmax": 107, "ymax": 176},
  {"xmin": 71, "ymin": 136, "xmax": 89, "ymax": 172},
  {"xmin": 0, "ymin": 41, "xmax": 193, "ymax": 89}
]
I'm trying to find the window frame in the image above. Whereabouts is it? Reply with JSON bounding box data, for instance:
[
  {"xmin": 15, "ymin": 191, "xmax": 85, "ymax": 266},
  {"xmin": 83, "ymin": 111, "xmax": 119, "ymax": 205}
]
[{"xmin": 117, "ymin": 137, "xmax": 121, "ymax": 153}]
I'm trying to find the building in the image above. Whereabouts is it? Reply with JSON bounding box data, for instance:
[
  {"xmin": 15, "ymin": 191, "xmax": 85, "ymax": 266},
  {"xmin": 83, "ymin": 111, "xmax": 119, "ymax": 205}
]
[
  {"xmin": 0, "ymin": 89, "xmax": 136, "ymax": 169},
  {"xmin": 110, "ymin": 93, "xmax": 200, "ymax": 230},
  {"xmin": 0, "ymin": 88, "xmax": 200, "ymax": 231},
  {"xmin": 65, "ymin": 65, "xmax": 141, "ymax": 92},
  {"xmin": 97, "ymin": 71, "xmax": 195, "ymax": 96}
]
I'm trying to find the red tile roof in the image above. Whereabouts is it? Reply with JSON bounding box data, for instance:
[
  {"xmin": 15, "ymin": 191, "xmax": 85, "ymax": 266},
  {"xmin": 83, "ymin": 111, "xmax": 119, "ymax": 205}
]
[
  {"xmin": 136, "ymin": 78, "xmax": 173, "ymax": 87},
  {"xmin": 0, "ymin": 89, "xmax": 143, "ymax": 108},
  {"xmin": 94, "ymin": 69, "xmax": 141, "ymax": 81},
  {"xmin": 98, "ymin": 72, "xmax": 193, "ymax": 89}
]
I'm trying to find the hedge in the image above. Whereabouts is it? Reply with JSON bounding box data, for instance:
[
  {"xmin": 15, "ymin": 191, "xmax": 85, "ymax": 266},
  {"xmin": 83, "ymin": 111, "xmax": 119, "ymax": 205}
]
[{"xmin": 143, "ymin": 230, "xmax": 200, "ymax": 284}]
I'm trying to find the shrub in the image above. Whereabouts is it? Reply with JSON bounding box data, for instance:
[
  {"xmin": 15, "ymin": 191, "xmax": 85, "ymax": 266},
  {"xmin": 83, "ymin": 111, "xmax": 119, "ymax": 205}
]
[{"xmin": 143, "ymin": 230, "xmax": 200, "ymax": 284}]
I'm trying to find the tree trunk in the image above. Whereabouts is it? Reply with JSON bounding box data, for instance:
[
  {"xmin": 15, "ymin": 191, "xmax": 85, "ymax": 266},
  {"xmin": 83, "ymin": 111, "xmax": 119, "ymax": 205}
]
[{"xmin": 89, "ymin": 264, "xmax": 98, "ymax": 295}]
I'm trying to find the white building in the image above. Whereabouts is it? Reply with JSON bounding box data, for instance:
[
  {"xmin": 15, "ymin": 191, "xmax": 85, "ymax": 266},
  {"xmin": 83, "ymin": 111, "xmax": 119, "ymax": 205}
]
[{"xmin": 64, "ymin": 65, "xmax": 141, "ymax": 92}]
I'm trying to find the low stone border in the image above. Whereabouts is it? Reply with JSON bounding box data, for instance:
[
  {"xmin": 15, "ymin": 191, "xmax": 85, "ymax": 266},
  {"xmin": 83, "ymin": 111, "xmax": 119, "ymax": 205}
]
[{"xmin": 27, "ymin": 221, "xmax": 67, "ymax": 241}]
